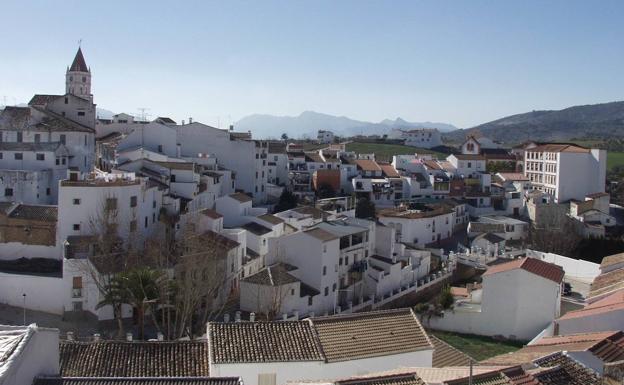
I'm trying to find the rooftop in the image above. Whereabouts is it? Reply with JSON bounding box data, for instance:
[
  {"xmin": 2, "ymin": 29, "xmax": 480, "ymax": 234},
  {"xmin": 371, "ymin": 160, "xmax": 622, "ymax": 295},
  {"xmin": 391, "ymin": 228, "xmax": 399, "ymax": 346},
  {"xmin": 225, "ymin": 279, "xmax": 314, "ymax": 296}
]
[
  {"xmin": 59, "ymin": 341, "xmax": 210, "ymax": 377},
  {"xmin": 241, "ymin": 263, "xmax": 299, "ymax": 286},
  {"xmin": 228, "ymin": 192, "xmax": 252, "ymax": 203},
  {"xmin": 34, "ymin": 378, "xmax": 240, "ymax": 385},
  {"xmin": 355, "ymin": 159, "xmax": 382, "ymax": 172},
  {"xmin": 482, "ymin": 257, "xmax": 564, "ymax": 284},
  {"xmin": 241, "ymin": 222, "xmax": 272, "ymax": 236}
]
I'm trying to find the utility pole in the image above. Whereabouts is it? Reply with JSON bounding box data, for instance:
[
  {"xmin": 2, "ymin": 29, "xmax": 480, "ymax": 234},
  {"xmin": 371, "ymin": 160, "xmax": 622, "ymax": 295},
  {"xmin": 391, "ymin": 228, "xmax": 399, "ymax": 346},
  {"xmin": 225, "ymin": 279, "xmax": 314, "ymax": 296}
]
[{"xmin": 22, "ymin": 293, "xmax": 26, "ymax": 325}]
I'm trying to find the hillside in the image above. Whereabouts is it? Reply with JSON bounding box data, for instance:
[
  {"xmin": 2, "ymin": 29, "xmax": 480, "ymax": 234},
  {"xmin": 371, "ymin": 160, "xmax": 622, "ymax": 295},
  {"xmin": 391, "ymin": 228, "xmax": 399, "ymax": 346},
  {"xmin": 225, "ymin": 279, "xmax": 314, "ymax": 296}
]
[
  {"xmin": 445, "ymin": 101, "xmax": 624, "ymax": 144},
  {"xmin": 235, "ymin": 111, "xmax": 457, "ymax": 139}
]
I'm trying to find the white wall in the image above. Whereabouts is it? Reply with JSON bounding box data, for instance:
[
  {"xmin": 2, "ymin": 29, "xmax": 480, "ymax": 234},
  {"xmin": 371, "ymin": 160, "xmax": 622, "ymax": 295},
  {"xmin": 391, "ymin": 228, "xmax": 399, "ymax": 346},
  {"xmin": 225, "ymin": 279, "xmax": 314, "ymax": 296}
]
[
  {"xmin": 210, "ymin": 349, "xmax": 433, "ymax": 385},
  {"xmin": 0, "ymin": 325, "xmax": 59, "ymax": 385},
  {"xmin": 0, "ymin": 272, "xmax": 66, "ymax": 315},
  {"xmin": 526, "ymin": 250, "xmax": 600, "ymax": 280}
]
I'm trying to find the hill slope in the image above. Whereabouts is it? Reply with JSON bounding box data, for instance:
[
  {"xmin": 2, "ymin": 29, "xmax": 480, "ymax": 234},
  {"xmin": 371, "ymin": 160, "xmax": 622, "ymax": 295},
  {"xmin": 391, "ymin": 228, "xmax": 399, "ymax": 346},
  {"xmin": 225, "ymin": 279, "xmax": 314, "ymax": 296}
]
[
  {"xmin": 235, "ymin": 111, "xmax": 457, "ymax": 139},
  {"xmin": 446, "ymin": 101, "xmax": 624, "ymax": 143}
]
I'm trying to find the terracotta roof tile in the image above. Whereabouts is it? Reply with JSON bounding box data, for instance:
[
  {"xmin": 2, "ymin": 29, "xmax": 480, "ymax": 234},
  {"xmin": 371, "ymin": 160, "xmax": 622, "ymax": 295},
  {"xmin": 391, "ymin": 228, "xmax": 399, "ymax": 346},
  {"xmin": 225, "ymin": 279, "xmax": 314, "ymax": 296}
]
[
  {"xmin": 59, "ymin": 341, "xmax": 209, "ymax": 377},
  {"xmin": 589, "ymin": 269, "xmax": 624, "ymax": 298},
  {"xmin": 379, "ymin": 164, "xmax": 401, "ymax": 178},
  {"xmin": 34, "ymin": 378, "xmax": 239, "ymax": 385},
  {"xmin": 355, "ymin": 159, "xmax": 382, "ymax": 172},
  {"xmin": 310, "ymin": 308, "xmax": 433, "ymax": 363},
  {"xmin": 242, "ymin": 263, "xmax": 299, "ymax": 286},
  {"xmin": 208, "ymin": 321, "xmax": 324, "ymax": 363},
  {"xmin": 430, "ymin": 335, "xmax": 473, "ymax": 367},
  {"xmin": 600, "ymin": 253, "xmax": 624, "ymax": 268},
  {"xmin": 558, "ymin": 290, "xmax": 624, "ymax": 320},
  {"xmin": 335, "ymin": 373, "xmax": 425, "ymax": 385},
  {"xmin": 482, "ymin": 257, "xmax": 564, "ymax": 284}
]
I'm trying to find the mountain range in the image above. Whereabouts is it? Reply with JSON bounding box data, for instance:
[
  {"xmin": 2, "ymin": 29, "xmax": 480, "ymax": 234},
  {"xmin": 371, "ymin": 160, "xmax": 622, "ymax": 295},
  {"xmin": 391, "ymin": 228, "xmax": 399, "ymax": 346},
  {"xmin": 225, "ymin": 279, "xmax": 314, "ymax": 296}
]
[
  {"xmin": 234, "ymin": 111, "xmax": 458, "ymax": 139},
  {"xmin": 445, "ymin": 101, "xmax": 624, "ymax": 144}
]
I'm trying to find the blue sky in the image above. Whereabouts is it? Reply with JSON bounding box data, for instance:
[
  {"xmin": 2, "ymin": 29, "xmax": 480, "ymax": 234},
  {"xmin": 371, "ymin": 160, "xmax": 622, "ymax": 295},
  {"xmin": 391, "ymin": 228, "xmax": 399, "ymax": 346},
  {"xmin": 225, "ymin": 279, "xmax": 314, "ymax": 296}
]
[{"xmin": 1, "ymin": 0, "xmax": 623, "ymax": 128}]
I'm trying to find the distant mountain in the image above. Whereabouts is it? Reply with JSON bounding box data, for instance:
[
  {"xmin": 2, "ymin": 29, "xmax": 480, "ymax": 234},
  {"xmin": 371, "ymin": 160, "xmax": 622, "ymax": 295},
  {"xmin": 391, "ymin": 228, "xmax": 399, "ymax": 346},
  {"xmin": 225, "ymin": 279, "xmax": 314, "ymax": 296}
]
[
  {"xmin": 235, "ymin": 111, "xmax": 458, "ymax": 139},
  {"xmin": 445, "ymin": 101, "xmax": 624, "ymax": 144}
]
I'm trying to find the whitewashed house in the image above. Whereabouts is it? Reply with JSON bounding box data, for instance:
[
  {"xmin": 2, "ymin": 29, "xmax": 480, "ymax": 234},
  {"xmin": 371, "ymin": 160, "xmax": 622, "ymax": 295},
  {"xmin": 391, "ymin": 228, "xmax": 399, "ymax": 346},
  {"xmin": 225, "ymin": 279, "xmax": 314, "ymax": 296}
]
[
  {"xmin": 427, "ymin": 257, "xmax": 564, "ymax": 341},
  {"xmin": 207, "ymin": 309, "xmax": 434, "ymax": 385},
  {"xmin": 377, "ymin": 203, "xmax": 456, "ymax": 248},
  {"xmin": 446, "ymin": 154, "xmax": 486, "ymax": 178},
  {"xmin": 390, "ymin": 128, "xmax": 442, "ymax": 149},
  {"xmin": 317, "ymin": 130, "xmax": 335, "ymax": 144}
]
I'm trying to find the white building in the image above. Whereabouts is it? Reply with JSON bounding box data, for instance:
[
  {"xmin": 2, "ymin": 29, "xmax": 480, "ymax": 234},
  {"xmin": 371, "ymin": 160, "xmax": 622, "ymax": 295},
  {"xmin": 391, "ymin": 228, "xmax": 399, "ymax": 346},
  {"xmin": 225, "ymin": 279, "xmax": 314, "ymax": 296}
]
[
  {"xmin": 524, "ymin": 143, "xmax": 606, "ymax": 203},
  {"xmin": 427, "ymin": 257, "xmax": 563, "ymax": 341},
  {"xmin": 0, "ymin": 48, "xmax": 96, "ymax": 205},
  {"xmin": 317, "ymin": 130, "xmax": 335, "ymax": 144},
  {"xmin": 207, "ymin": 309, "xmax": 434, "ymax": 385},
  {"xmin": 377, "ymin": 204, "xmax": 456, "ymax": 248},
  {"xmin": 389, "ymin": 128, "xmax": 442, "ymax": 149},
  {"xmin": 57, "ymin": 171, "xmax": 164, "ymax": 249},
  {"xmin": 0, "ymin": 324, "xmax": 59, "ymax": 385},
  {"xmin": 446, "ymin": 154, "xmax": 486, "ymax": 178},
  {"xmin": 461, "ymin": 135, "xmax": 500, "ymax": 154}
]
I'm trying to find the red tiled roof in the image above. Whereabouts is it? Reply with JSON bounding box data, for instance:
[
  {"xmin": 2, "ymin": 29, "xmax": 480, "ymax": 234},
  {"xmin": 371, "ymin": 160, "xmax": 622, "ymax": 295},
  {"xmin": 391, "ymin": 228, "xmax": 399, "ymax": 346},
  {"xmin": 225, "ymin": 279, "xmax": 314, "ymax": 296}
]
[
  {"xmin": 497, "ymin": 172, "xmax": 529, "ymax": 181},
  {"xmin": 423, "ymin": 160, "xmax": 442, "ymax": 170},
  {"xmin": 528, "ymin": 143, "xmax": 590, "ymax": 153},
  {"xmin": 380, "ymin": 164, "xmax": 401, "ymax": 178},
  {"xmin": 558, "ymin": 290, "xmax": 624, "ymax": 320},
  {"xmin": 482, "ymin": 257, "xmax": 564, "ymax": 284},
  {"xmin": 69, "ymin": 47, "xmax": 89, "ymax": 72},
  {"xmin": 355, "ymin": 159, "xmax": 382, "ymax": 172}
]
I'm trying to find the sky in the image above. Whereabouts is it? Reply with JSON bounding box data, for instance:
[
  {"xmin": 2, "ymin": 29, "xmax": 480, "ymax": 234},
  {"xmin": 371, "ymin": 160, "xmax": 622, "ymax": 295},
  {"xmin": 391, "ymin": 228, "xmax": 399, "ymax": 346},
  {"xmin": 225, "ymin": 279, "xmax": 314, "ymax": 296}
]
[{"xmin": 1, "ymin": 0, "xmax": 623, "ymax": 128}]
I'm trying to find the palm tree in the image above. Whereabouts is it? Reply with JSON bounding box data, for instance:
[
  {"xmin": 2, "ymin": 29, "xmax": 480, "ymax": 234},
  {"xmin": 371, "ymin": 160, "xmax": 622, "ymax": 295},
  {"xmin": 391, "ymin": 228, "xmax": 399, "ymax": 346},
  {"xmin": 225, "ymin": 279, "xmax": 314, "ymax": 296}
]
[
  {"xmin": 96, "ymin": 278, "xmax": 126, "ymax": 338},
  {"xmin": 116, "ymin": 268, "xmax": 166, "ymax": 340}
]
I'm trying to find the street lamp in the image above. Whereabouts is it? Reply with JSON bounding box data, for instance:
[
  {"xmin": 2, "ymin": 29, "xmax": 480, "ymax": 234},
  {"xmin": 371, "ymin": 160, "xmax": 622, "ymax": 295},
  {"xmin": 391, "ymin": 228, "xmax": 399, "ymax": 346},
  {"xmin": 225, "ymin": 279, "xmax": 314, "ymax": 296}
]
[{"xmin": 22, "ymin": 293, "xmax": 26, "ymax": 325}]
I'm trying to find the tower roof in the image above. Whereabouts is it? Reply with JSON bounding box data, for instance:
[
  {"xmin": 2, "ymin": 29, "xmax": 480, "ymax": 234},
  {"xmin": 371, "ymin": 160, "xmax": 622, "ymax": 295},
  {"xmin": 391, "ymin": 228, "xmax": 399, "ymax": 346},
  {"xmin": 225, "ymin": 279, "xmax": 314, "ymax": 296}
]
[{"xmin": 69, "ymin": 47, "xmax": 89, "ymax": 72}]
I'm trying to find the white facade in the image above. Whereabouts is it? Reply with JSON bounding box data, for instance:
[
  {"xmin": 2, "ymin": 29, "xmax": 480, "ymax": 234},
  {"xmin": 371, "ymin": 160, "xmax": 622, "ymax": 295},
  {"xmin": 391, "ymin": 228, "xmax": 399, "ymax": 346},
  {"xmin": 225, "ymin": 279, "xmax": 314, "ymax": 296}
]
[
  {"xmin": 378, "ymin": 206, "xmax": 455, "ymax": 248},
  {"xmin": 317, "ymin": 130, "xmax": 335, "ymax": 144},
  {"xmin": 524, "ymin": 145, "xmax": 606, "ymax": 203},
  {"xmin": 427, "ymin": 259, "xmax": 562, "ymax": 341},
  {"xmin": 0, "ymin": 324, "xmax": 59, "ymax": 385}
]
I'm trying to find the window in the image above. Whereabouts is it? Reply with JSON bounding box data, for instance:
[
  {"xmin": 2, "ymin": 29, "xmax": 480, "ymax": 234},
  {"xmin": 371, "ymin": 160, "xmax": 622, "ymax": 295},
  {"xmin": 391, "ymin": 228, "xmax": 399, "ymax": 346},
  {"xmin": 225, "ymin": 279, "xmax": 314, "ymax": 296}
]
[
  {"xmin": 16, "ymin": 132, "xmax": 22, "ymax": 143},
  {"xmin": 290, "ymin": 289, "xmax": 295, "ymax": 296},
  {"xmin": 4, "ymin": 188, "xmax": 13, "ymax": 197},
  {"xmin": 308, "ymin": 296, "xmax": 313, "ymax": 306},
  {"xmin": 105, "ymin": 198, "xmax": 117, "ymax": 211},
  {"xmin": 60, "ymin": 135, "xmax": 66, "ymax": 145},
  {"xmin": 72, "ymin": 302, "xmax": 83, "ymax": 312},
  {"xmin": 170, "ymin": 174, "xmax": 176, "ymax": 182},
  {"xmin": 84, "ymin": 135, "xmax": 87, "ymax": 146},
  {"xmin": 130, "ymin": 196, "xmax": 137, "ymax": 207},
  {"xmin": 324, "ymin": 287, "xmax": 329, "ymax": 296},
  {"xmin": 34, "ymin": 134, "xmax": 41, "ymax": 143},
  {"xmin": 158, "ymin": 144, "xmax": 163, "ymax": 153},
  {"xmin": 130, "ymin": 220, "xmax": 137, "ymax": 232},
  {"xmin": 64, "ymin": 97, "xmax": 68, "ymax": 104},
  {"xmin": 82, "ymin": 76, "xmax": 86, "ymax": 83},
  {"xmin": 73, "ymin": 224, "xmax": 80, "ymax": 231},
  {"xmin": 0, "ymin": 153, "xmax": 3, "ymax": 159},
  {"xmin": 72, "ymin": 277, "xmax": 82, "ymax": 298},
  {"xmin": 152, "ymin": 200, "xmax": 156, "ymax": 208},
  {"xmin": 46, "ymin": 188, "xmax": 51, "ymax": 196},
  {"xmin": 73, "ymin": 199, "xmax": 81, "ymax": 205},
  {"xmin": 145, "ymin": 216, "xmax": 148, "ymax": 228},
  {"xmin": 62, "ymin": 157, "xmax": 66, "ymax": 165},
  {"xmin": 345, "ymin": 256, "xmax": 349, "ymax": 265},
  {"xmin": 36, "ymin": 153, "xmax": 45, "ymax": 161},
  {"xmin": 14, "ymin": 153, "xmax": 23, "ymax": 160},
  {"xmin": 322, "ymin": 266, "xmax": 327, "ymax": 275},
  {"xmin": 77, "ymin": 111, "xmax": 85, "ymax": 116},
  {"xmin": 339, "ymin": 257, "xmax": 343, "ymax": 266}
]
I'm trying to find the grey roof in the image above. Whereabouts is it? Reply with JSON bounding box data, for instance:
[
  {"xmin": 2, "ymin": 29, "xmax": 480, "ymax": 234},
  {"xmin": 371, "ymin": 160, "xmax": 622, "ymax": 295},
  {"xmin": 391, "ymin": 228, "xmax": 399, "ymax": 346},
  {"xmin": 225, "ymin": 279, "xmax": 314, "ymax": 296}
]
[
  {"xmin": 474, "ymin": 232, "xmax": 505, "ymax": 244},
  {"xmin": 241, "ymin": 222, "xmax": 272, "ymax": 236},
  {"xmin": 242, "ymin": 263, "xmax": 299, "ymax": 286},
  {"xmin": 0, "ymin": 142, "xmax": 64, "ymax": 152},
  {"xmin": 5, "ymin": 204, "xmax": 58, "ymax": 222}
]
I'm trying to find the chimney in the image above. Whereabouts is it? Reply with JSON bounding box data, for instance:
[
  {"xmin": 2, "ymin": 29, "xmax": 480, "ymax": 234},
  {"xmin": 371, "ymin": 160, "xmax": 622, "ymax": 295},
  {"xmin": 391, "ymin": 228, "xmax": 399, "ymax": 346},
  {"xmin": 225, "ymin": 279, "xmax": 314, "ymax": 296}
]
[
  {"xmin": 223, "ymin": 313, "xmax": 230, "ymax": 323},
  {"xmin": 229, "ymin": 124, "xmax": 234, "ymax": 131},
  {"xmin": 249, "ymin": 312, "xmax": 255, "ymax": 322},
  {"xmin": 309, "ymin": 312, "xmax": 315, "ymax": 318},
  {"xmin": 157, "ymin": 332, "xmax": 164, "ymax": 341},
  {"xmin": 66, "ymin": 332, "xmax": 74, "ymax": 341},
  {"xmin": 293, "ymin": 310, "xmax": 299, "ymax": 320},
  {"xmin": 93, "ymin": 333, "xmax": 101, "ymax": 342},
  {"xmin": 182, "ymin": 120, "xmax": 185, "ymax": 125},
  {"xmin": 235, "ymin": 311, "xmax": 241, "ymax": 322},
  {"xmin": 282, "ymin": 313, "xmax": 288, "ymax": 321},
  {"xmin": 126, "ymin": 333, "xmax": 133, "ymax": 342},
  {"xmin": 176, "ymin": 143, "xmax": 181, "ymax": 158},
  {"xmin": 189, "ymin": 117, "xmax": 193, "ymax": 124}
]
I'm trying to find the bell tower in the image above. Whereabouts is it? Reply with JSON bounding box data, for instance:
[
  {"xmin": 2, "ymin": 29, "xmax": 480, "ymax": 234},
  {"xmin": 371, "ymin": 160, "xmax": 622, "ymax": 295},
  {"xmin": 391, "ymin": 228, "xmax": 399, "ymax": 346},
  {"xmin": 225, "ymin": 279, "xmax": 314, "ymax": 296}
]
[{"xmin": 66, "ymin": 47, "xmax": 92, "ymax": 101}]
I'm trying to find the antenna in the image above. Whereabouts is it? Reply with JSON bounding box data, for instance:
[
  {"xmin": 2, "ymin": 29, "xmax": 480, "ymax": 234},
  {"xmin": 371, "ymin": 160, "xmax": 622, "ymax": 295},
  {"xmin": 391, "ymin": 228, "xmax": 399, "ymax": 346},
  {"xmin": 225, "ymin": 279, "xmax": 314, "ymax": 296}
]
[
  {"xmin": 78, "ymin": 39, "xmax": 82, "ymax": 47},
  {"xmin": 137, "ymin": 107, "xmax": 151, "ymax": 121}
]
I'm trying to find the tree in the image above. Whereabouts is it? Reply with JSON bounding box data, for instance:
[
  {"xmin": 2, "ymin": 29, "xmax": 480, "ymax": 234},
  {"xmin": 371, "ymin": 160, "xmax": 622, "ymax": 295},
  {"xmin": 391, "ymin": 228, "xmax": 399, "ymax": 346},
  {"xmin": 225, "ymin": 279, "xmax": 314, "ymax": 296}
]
[
  {"xmin": 439, "ymin": 284, "xmax": 454, "ymax": 310},
  {"xmin": 274, "ymin": 190, "xmax": 298, "ymax": 213},
  {"xmin": 355, "ymin": 197, "xmax": 376, "ymax": 219},
  {"xmin": 115, "ymin": 267, "xmax": 166, "ymax": 340},
  {"xmin": 281, "ymin": 133, "xmax": 289, "ymax": 141}
]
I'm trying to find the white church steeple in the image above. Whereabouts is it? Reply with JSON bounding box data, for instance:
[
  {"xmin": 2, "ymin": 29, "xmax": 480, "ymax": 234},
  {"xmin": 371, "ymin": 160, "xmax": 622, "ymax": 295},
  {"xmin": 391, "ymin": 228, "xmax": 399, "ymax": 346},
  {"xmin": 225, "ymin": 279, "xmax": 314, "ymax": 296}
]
[{"xmin": 65, "ymin": 47, "xmax": 92, "ymax": 101}]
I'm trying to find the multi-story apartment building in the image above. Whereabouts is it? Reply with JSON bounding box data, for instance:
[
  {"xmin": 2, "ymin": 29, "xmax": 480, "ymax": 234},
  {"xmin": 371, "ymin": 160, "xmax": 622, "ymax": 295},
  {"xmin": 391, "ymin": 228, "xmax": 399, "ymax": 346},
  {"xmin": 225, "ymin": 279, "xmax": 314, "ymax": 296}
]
[{"xmin": 524, "ymin": 143, "xmax": 606, "ymax": 203}]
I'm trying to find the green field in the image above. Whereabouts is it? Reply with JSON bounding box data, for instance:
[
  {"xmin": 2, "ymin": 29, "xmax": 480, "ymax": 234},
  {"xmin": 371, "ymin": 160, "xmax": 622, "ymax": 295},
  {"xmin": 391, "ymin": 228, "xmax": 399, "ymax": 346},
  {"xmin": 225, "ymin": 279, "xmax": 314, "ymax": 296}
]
[
  {"xmin": 345, "ymin": 142, "xmax": 446, "ymax": 162},
  {"xmin": 608, "ymin": 152, "xmax": 624, "ymax": 171},
  {"xmin": 431, "ymin": 330, "xmax": 523, "ymax": 361}
]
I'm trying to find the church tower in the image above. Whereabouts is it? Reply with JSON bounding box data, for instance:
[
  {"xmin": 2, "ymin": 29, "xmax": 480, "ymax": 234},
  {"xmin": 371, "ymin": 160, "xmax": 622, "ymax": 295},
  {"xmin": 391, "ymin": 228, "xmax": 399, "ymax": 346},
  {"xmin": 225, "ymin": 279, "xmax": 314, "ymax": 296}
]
[{"xmin": 65, "ymin": 47, "xmax": 92, "ymax": 101}]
